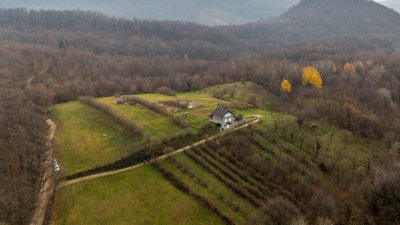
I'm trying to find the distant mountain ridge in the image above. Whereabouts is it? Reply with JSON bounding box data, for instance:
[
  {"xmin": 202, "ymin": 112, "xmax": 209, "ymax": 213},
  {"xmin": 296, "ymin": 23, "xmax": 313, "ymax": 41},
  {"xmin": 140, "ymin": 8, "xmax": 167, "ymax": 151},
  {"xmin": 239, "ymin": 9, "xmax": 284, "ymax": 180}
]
[
  {"xmin": 0, "ymin": 0, "xmax": 399, "ymax": 55},
  {"xmin": 0, "ymin": 0, "xmax": 298, "ymax": 26},
  {"xmin": 236, "ymin": 0, "xmax": 400, "ymax": 37},
  {"xmin": 278, "ymin": 0, "xmax": 400, "ymax": 35}
]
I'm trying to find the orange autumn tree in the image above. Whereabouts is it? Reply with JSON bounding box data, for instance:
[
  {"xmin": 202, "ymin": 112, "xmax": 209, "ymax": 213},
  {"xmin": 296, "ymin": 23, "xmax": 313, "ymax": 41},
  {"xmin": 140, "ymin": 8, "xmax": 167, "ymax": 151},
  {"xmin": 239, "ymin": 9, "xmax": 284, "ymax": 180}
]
[
  {"xmin": 344, "ymin": 62, "xmax": 356, "ymax": 75},
  {"xmin": 281, "ymin": 79, "xmax": 292, "ymax": 93},
  {"xmin": 302, "ymin": 67, "xmax": 323, "ymax": 89}
]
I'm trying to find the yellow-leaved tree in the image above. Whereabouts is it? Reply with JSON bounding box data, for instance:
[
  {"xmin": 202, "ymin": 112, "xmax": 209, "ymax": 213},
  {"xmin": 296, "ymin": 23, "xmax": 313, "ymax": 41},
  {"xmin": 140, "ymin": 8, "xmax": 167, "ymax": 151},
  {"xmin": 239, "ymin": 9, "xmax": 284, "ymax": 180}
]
[
  {"xmin": 302, "ymin": 67, "xmax": 323, "ymax": 89},
  {"xmin": 281, "ymin": 79, "xmax": 292, "ymax": 93},
  {"xmin": 344, "ymin": 62, "xmax": 356, "ymax": 75}
]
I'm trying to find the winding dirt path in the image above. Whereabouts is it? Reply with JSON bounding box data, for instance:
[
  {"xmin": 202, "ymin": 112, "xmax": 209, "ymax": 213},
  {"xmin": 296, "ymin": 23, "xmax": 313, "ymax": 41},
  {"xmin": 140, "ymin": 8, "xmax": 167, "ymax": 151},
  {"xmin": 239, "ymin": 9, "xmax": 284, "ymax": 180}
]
[
  {"xmin": 56, "ymin": 116, "xmax": 262, "ymax": 189},
  {"xmin": 28, "ymin": 62, "xmax": 54, "ymax": 225},
  {"xmin": 30, "ymin": 119, "xmax": 56, "ymax": 225}
]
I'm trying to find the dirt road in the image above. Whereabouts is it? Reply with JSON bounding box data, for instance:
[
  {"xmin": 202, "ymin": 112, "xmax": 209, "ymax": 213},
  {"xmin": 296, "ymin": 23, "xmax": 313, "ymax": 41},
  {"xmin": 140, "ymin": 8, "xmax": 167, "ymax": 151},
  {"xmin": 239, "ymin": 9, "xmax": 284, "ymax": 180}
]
[
  {"xmin": 56, "ymin": 116, "xmax": 262, "ymax": 189},
  {"xmin": 29, "ymin": 119, "xmax": 56, "ymax": 225}
]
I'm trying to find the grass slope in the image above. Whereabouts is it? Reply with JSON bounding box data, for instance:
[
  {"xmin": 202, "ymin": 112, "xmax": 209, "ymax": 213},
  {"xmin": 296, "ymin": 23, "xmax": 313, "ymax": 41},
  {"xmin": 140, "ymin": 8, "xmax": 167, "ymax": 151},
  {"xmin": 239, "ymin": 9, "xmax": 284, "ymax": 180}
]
[
  {"xmin": 98, "ymin": 97, "xmax": 182, "ymax": 139},
  {"xmin": 51, "ymin": 166, "xmax": 224, "ymax": 225},
  {"xmin": 51, "ymin": 102, "xmax": 142, "ymax": 176},
  {"xmin": 137, "ymin": 91, "xmax": 233, "ymax": 130}
]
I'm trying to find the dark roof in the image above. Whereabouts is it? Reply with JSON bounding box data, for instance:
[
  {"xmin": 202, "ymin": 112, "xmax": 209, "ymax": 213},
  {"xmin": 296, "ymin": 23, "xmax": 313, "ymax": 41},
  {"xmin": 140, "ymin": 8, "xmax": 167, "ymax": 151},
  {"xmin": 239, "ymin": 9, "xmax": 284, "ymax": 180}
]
[{"xmin": 211, "ymin": 107, "xmax": 232, "ymax": 118}]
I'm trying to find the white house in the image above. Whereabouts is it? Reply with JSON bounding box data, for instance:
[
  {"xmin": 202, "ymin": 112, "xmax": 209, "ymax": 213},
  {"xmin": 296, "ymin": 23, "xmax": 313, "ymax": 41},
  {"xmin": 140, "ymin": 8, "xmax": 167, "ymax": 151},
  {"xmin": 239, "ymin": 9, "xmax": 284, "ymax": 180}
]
[{"xmin": 210, "ymin": 107, "xmax": 235, "ymax": 130}]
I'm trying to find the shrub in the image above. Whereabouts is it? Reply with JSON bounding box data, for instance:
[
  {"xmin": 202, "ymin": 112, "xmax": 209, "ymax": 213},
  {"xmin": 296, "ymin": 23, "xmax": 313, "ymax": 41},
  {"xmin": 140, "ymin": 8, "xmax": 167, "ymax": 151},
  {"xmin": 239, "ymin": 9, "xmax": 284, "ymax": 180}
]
[
  {"xmin": 156, "ymin": 86, "xmax": 176, "ymax": 96},
  {"xmin": 247, "ymin": 197, "xmax": 300, "ymax": 225},
  {"xmin": 160, "ymin": 100, "xmax": 188, "ymax": 109}
]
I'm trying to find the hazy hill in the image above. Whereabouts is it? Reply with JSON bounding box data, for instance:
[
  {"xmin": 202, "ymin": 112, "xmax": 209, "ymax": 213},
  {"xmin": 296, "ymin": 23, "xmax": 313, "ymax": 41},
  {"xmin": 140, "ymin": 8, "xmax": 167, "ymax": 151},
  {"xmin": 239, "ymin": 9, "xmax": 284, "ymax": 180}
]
[
  {"xmin": 0, "ymin": 0, "xmax": 298, "ymax": 26},
  {"xmin": 0, "ymin": 0, "xmax": 400, "ymax": 57},
  {"xmin": 279, "ymin": 0, "xmax": 400, "ymax": 34},
  {"xmin": 381, "ymin": 0, "xmax": 400, "ymax": 12},
  {"xmin": 232, "ymin": 0, "xmax": 400, "ymax": 50}
]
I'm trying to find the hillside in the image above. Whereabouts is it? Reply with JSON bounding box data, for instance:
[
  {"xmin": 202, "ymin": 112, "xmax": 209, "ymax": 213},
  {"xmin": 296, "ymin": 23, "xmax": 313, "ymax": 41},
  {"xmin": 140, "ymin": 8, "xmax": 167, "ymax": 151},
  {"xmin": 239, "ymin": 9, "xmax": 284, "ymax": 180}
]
[
  {"xmin": 1, "ymin": 0, "xmax": 400, "ymax": 59},
  {"xmin": 232, "ymin": 0, "xmax": 400, "ymax": 50},
  {"xmin": 0, "ymin": 0, "xmax": 298, "ymax": 26},
  {"xmin": 51, "ymin": 83, "xmax": 392, "ymax": 225},
  {"xmin": 279, "ymin": 0, "xmax": 400, "ymax": 35},
  {"xmin": 1, "ymin": 2, "xmax": 400, "ymax": 225}
]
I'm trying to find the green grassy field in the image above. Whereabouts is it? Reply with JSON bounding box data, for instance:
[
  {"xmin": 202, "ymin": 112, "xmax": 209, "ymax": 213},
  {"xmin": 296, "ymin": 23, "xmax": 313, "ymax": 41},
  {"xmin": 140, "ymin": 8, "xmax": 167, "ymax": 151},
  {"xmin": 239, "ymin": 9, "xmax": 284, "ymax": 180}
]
[
  {"xmin": 51, "ymin": 102, "xmax": 142, "ymax": 176},
  {"xmin": 97, "ymin": 97, "xmax": 182, "ymax": 139},
  {"xmin": 136, "ymin": 91, "xmax": 230, "ymax": 130},
  {"xmin": 51, "ymin": 166, "xmax": 224, "ymax": 225},
  {"xmin": 51, "ymin": 83, "xmax": 280, "ymax": 175}
]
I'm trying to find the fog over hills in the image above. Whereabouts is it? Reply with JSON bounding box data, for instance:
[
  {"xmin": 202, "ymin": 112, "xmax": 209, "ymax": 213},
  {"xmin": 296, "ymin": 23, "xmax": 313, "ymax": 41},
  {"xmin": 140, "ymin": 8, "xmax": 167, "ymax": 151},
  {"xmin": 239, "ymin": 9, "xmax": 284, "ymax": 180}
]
[
  {"xmin": 0, "ymin": 0, "xmax": 397, "ymax": 26},
  {"xmin": 0, "ymin": 0, "xmax": 299, "ymax": 26}
]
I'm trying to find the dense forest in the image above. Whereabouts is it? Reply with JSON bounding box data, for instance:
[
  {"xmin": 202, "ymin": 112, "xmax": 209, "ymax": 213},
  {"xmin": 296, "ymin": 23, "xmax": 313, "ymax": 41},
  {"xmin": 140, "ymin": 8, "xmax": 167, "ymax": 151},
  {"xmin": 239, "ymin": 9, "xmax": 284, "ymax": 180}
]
[{"xmin": 0, "ymin": 0, "xmax": 400, "ymax": 224}]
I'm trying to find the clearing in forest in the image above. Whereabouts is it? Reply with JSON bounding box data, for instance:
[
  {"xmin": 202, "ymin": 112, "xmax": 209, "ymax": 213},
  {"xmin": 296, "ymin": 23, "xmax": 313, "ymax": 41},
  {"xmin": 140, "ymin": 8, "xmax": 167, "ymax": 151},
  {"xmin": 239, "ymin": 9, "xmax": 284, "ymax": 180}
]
[{"xmin": 51, "ymin": 102, "xmax": 142, "ymax": 176}]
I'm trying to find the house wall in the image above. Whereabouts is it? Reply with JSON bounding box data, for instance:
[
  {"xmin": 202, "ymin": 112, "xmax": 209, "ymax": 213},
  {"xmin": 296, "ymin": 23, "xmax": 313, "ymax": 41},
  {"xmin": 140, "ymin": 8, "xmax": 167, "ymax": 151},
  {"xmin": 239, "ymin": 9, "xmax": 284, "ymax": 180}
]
[
  {"xmin": 211, "ymin": 112, "xmax": 235, "ymax": 130},
  {"xmin": 222, "ymin": 113, "xmax": 234, "ymax": 125}
]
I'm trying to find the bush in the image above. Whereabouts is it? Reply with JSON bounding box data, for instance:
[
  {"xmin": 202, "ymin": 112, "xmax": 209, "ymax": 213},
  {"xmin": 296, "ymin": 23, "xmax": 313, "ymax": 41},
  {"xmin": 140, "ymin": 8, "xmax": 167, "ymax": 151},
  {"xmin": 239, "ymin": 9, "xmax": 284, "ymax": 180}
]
[
  {"xmin": 247, "ymin": 197, "xmax": 300, "ymax": 225},
  {"xmin": 160, "ymin": 100, "xmax": 188, "ymax": 109},
  {"xmin": 156, "ymin": 86, "xmax": 176, "ymax": 96}
]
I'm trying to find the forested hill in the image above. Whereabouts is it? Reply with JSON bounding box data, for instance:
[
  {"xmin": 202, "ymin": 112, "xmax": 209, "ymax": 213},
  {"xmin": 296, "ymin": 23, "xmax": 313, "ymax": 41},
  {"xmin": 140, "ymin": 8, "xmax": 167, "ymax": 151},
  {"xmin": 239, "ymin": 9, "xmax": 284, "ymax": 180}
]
[
  {"xmin": 232, "ymin": 0, "xmax": 400, "ymax": 49},
  {"xmin": 279, "ymin": 0, "xmax": 400, "ymax": 35},
  {"xmin": 0, "ymin": 8, "xmax": 237, "ymax": 59},
  {"xmin": 0, "ymin": 0, "xmax": 298, "ymax": 26},
  {"xmin": 0, "ymin": 9, "xmax": 232, "ymax": 44},
  {"xmin": 0, "ymin": 0, "xmax": 400, "ymax": 59}
]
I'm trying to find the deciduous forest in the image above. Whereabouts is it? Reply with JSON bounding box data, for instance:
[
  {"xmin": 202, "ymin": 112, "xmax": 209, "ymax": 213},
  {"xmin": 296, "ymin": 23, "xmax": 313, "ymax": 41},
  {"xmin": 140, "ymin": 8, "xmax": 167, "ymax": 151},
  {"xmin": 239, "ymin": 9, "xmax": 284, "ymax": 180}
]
[{"xmin": 1, "ymin": 0, "xmax": 400, "ymax": 224}]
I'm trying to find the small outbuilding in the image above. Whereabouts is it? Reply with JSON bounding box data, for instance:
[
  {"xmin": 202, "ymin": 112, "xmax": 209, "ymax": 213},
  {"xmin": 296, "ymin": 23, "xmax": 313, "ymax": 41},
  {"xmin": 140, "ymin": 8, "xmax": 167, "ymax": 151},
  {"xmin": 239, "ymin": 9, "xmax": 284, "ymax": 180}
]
[{"xmin": 210, "ymin": 107, "xmax": 236, "ymax": 130}]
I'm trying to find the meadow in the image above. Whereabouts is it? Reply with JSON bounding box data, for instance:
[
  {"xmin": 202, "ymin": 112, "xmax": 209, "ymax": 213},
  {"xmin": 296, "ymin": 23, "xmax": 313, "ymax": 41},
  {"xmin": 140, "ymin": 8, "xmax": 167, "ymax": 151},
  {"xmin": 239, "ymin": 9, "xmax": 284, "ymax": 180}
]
[
  {"xmin": 97, "ymin": 97, "xmax": 182, "ymax": 139},
  {"xmin": 51, "ymin": 166, "xmax": 224, "ymax": 225},
  {"xmin": 51, "ymin": 102, "xmax": 142, "ymax": 176}
]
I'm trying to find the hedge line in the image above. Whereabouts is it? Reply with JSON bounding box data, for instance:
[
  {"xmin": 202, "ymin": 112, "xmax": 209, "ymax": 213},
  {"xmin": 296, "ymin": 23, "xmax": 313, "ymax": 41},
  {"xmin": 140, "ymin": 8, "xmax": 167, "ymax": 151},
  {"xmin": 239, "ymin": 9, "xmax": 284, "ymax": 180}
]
[
  {"xmin": 154, "ymin": 161, "xmax": 237, "ymax": 225},
  {"xmin": 78, "ymin": 96, "xmax": 144, "ymax": 136},
  {"xmin": 126, "ymin": 96, "xmax": 190, "ymax": 128},
  {"xmin": 64, "ymin": 148, "xmax": 149, "ymax": 180}
]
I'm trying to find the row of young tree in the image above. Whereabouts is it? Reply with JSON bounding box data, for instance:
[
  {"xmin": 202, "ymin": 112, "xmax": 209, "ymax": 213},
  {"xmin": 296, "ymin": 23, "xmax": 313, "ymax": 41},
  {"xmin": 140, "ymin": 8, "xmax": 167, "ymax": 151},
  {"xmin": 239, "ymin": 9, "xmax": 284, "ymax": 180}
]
[{"xmin": 217, "ymin": 124, "xmax": 400, "ymax": 225}]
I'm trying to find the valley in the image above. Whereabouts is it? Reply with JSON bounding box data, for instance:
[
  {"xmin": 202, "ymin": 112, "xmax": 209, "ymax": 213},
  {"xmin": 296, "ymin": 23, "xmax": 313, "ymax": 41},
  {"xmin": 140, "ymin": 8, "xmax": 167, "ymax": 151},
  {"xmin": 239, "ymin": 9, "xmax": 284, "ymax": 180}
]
[{"xmin": 1, "ymin": 0, "xmax": 399, "ymax": 225}]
